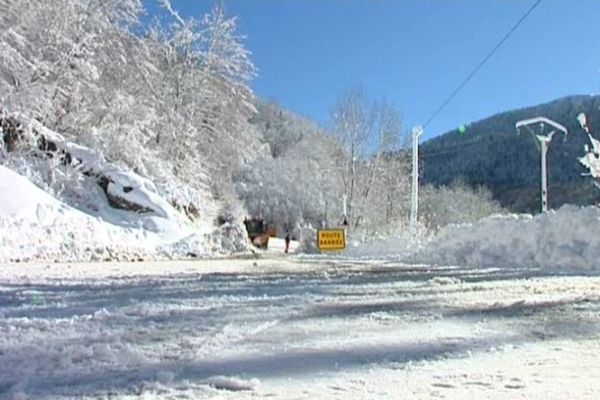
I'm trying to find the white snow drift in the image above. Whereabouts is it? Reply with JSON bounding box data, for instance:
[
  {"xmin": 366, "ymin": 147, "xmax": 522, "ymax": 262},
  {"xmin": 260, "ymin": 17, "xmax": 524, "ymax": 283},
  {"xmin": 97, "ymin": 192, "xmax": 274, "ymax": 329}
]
[
  {"xmin": 411, "ymin": 205, "xmax": 600, "ymax": 273},
  {"xmin": 342, "ymin": 205, "xmax": 600, "ymax": 274},
  {"xmin": 0, "ymin": 165, "xmax": 248, "ymax": 263},
  {"xmin": 0, "ymin": 165, "xmax": 160, "ymax": 262}
]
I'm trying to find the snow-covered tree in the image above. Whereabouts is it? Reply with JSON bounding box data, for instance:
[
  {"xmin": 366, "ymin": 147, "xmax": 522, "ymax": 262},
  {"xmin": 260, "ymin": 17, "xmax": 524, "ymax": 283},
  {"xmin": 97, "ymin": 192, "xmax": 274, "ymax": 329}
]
[
  {"xmin": 577, "ymin": 112, "xmax": 600, "ymax": 188},
  {"xmin": 148, "ymin": 1, "xmax": 263, "ymax": 184},
  {"xmin": 331, "ymin": 87, "xmax": 371, "ymax": 223},
  {"xmin": 234, "ymin": 101, "xmax": 343, "ymax": 233},
  {"xmin": 0, "ymin": 0, "xmax": 266, "ymax": 226},
  {"xmin": 251, "ymin": 99, "xmax": 308, "ymax": 158},
  {"xmin": 330, "ymin": 87, "xmax": 410, "ymax": 233},
  {"xmin": 199, "ymin": 3, "xmax": 256, "ymax": 88}
]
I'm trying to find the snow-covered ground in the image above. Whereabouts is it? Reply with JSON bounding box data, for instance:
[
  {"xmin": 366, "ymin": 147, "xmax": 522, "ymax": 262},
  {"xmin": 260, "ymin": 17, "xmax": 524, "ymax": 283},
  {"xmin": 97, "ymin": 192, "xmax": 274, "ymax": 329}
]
[
  {"xmin": 0, "ymin": 165, "xmax": 162, "ymax": 263},
  {"xmin": 1, "ymin": 257, "xmax": 599, "ymax": 399}
]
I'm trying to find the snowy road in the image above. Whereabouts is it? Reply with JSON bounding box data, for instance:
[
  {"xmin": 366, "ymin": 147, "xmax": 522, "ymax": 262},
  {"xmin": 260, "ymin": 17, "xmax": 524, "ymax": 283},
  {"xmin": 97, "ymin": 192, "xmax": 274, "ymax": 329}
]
[{"xmin": 1, "ymin": 257, "xmax": 600, "ymax": 399}]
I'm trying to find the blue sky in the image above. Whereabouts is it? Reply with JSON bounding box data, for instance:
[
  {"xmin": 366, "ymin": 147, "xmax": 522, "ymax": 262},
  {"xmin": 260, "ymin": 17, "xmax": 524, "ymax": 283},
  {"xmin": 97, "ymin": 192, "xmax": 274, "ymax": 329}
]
[{"xmin": 155, "ymin": 0, "xmax": 600, "ymax": 141}]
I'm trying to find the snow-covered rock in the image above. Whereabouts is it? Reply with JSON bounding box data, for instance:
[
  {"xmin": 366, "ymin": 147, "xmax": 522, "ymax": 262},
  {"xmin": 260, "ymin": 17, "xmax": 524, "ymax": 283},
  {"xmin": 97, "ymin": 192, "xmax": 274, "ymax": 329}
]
[
  {"xmin": 18, "ymin": 116, "xmax": 186, "ymax": 223},
  {"xmin": 0, "ymin": 110, "xmax": 256, "ymax": 263},
  {"xmin": 0, "ymin": 165, "xmax": 158, "ymax": 262},
  {"xmin": 0, "ymin": 164, "xmax": 249, "ymax": 263}
]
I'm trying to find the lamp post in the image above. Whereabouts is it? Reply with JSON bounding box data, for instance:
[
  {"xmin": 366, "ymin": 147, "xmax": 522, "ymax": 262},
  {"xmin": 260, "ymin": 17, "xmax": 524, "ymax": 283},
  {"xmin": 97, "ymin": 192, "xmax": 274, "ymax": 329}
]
[
  {"xmin": 411, "ymin": 126, "xmax": 424, "ymax": 233},
  {"xmin": 515, "ymin": 117, "xmax": 568, "ymax": 213}
]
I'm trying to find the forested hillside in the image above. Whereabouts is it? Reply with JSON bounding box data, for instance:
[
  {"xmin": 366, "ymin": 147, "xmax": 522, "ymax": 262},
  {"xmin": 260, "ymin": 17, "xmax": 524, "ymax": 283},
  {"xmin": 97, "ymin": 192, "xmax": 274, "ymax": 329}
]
[{"xmin": 420, "ymin": 95, "xmax": 600, "ymax": 213}]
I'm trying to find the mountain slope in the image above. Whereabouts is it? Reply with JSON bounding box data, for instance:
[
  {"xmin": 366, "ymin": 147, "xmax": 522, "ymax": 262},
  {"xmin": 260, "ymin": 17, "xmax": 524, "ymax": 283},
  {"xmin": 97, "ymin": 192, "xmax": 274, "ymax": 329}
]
[{"xmin": 420, "ymin": 95, "xmax": 600, "ymax": 212}]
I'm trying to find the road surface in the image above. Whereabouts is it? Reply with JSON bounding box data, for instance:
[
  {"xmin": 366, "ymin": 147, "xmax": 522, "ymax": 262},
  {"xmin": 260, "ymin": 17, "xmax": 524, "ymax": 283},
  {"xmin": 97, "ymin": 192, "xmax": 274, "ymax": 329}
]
[{"xmin": 1, "ymin": 256, "xmax": 599, "ymax": 399}]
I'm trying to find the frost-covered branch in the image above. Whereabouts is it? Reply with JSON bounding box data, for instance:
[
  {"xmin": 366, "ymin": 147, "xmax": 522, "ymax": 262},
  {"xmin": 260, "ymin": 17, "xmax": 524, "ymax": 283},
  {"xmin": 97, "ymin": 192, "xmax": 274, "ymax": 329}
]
[{"xmin": 577, "ymin": 113, "xmax": 600, "ymax": 185}]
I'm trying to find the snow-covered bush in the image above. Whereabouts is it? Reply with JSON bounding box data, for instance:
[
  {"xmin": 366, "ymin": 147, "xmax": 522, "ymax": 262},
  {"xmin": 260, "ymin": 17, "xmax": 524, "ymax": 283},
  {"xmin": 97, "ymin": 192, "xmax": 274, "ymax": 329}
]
[{"xmin": 421, "ymin": 180, "xmax": 504, "ymax": 230}]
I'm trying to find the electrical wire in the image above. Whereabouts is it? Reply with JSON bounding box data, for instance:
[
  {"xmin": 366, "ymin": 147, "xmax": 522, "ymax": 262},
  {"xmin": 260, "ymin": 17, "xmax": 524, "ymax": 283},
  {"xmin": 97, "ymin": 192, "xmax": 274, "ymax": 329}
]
[{"xmin": 423, "ymin": 0, "xmax": 543, "ymax": 130}]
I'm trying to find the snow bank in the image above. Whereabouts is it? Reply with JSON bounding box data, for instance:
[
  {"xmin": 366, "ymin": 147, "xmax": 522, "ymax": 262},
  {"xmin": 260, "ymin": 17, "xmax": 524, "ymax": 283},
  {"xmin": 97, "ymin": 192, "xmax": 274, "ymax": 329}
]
[
  {"xmin": 344, "ymin": 228, "xmax": 432, "ymax": 259},
  {"xmin": 341, "ymin": 205, "xmax": 600, "ymax": 274},
  {"xmin": 0, "ymin": 164, "xmax": 65, "ymax": 220},
  {"xmin": 0, "ymin": 165, "xmax": 157, "ymax": 262},
  {"xmin": 0, "ymin": 166, "xmax": 248, "ymax": 262},
  {"xmin": 411, "ymin": 205, "xmax": 600, "ymax": 273},
  {"xmin": 204, "ymin": 376, "xmax": 260, "ymax": 392}
]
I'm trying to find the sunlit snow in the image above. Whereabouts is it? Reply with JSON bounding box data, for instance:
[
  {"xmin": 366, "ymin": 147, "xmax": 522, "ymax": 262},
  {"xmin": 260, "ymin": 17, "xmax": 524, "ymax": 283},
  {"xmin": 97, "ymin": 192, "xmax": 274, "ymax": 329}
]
[{"xmin": 1, "ymin": 259, "xmax": 599, "ymax": 399}]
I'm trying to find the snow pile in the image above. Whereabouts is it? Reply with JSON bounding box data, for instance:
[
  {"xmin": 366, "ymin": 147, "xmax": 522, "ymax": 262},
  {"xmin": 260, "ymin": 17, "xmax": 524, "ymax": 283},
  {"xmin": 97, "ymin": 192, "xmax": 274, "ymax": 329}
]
[
  {"xmin": 160, "ymin": 222, "xmax": 249, "ymax": 257},
  {"xmin": 0, "ymin": 165, "xmax": 159, "ymax": 262},
  {"xmin": 344, "ymin": 227, "xmax": 432, "ymax": 259},
  {"xmin": 411, "ymin": 205, "xmax": 600, "ymax": 272},
  {"xmin": 0, "ymin": 165, "xmax": 60, "ymax": 219},
  {"xmin": 297, "ymin": 226, "xmax": 318, "ymax": 254},
  {"xmin": 204, "ymin": 376, "xmax": 260, "ymax": 392}
]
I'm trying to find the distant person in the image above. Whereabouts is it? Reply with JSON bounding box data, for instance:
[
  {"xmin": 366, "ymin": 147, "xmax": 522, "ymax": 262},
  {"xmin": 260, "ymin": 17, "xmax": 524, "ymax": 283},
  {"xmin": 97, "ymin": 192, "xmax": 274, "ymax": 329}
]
[{"xmin": 284, "ymin": 233, "xmax": 291, "ymax": 253}]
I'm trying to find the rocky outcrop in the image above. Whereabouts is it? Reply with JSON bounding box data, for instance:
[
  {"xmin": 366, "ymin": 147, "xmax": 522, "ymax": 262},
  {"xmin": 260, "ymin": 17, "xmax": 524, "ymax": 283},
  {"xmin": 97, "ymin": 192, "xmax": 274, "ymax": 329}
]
[{"xmin": 0, "ymin": 111, "xmax": 171, "ymax": 216}]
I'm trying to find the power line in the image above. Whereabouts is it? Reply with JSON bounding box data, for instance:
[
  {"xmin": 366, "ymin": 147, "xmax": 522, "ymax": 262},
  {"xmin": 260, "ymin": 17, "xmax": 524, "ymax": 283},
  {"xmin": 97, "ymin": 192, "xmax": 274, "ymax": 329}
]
[{"xmin": 423, "ymin": 0, "xmax": 543, "ymax": 130}]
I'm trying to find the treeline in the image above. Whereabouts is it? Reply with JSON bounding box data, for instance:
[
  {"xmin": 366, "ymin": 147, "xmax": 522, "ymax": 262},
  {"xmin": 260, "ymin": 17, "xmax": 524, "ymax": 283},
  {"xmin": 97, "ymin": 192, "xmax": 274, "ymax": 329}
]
[
  {"xmin": 242, "ymin": 91, "xmax": 504, "ymax": 235},
  {"xmin": 239, "ymin": 91, "xmax": 413, "ymax": 237}
]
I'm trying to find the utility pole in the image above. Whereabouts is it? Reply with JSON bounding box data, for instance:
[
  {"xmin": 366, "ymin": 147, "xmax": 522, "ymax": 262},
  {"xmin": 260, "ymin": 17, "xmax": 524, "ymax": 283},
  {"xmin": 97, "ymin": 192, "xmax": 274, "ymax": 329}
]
[
  {"xmin": 515, "ymin": 117, "xmax": 567, "ymax": 213},
  {"xmin": 537, "ymin": 134, "xmax": 552, "ymax": 213},
  {"xmin": 411, "ymin": 126, "xmax": 423, "ymax": 233}
]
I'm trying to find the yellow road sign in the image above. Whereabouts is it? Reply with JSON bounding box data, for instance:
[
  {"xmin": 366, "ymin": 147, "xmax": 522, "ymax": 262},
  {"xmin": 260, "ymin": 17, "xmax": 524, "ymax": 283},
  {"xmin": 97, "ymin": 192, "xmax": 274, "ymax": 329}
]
[{"xmin": 317, "ymin": 229, "xmax": 346, "ymax": 251}]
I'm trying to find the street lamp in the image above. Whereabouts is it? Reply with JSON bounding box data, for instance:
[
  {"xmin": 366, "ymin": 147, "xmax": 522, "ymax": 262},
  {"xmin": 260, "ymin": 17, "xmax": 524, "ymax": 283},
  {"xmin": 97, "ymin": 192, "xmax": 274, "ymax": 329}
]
[
  {"xmin": 515, "ymin": 117, "xmax": 568, "ymax": 213},
  {"xmin": 411, "ymin": 126, "xmax": 424, "ymax": 233}
]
